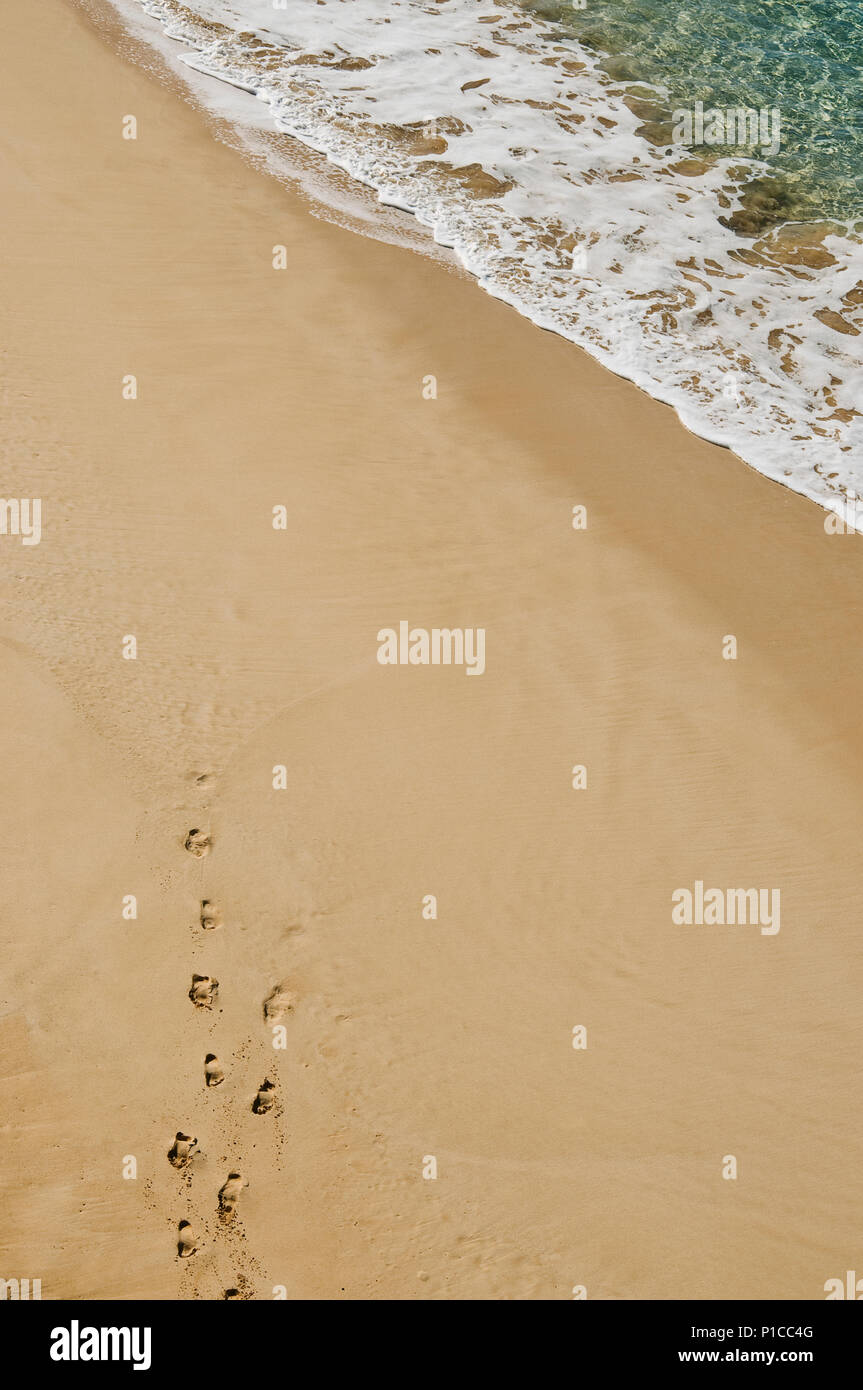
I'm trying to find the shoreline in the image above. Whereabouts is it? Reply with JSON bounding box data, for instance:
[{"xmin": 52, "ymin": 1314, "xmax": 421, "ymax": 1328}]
[
  {"xmin": 1, "ymin": 0, "xmax": 862, "ymax": 1299},
  {"xmin": 91, "ymin": 0, "xmax": 863, "ymax": 521},
  {"xmin": 80, "ymin": 0, "xmax": 465, "ymax": 269}
]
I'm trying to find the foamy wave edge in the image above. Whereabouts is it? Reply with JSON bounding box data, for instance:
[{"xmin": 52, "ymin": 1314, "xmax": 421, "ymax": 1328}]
[{"xmin": 106, "ymin": 0, "xmax": 863, "ymax": 529}]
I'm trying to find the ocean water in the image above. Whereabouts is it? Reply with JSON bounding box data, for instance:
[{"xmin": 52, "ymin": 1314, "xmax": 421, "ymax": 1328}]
[
  {"xmin": 110, "ymin": 0, "xmax": 863, "ymax": 518},
  {"xmin": 525, "ymin": 0, "xmax": 863, "ymax": 223}
]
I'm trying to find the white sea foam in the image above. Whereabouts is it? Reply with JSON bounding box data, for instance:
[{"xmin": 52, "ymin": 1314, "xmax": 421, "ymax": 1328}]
[{"xmin": 105, "ymin": 0, "xmax": 863, "ymax": 519}]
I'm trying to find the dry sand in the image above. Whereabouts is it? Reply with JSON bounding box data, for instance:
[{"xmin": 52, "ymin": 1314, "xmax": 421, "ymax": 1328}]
[{"xmin": 1, "ymin": 0, "xmax": 862, "ymax": 1301}]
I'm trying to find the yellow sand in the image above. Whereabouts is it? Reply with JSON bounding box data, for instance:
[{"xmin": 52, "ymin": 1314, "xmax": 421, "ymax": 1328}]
[{"xmin": 1, "ymin": 0, "xmax": 862, "ymax": 1300}]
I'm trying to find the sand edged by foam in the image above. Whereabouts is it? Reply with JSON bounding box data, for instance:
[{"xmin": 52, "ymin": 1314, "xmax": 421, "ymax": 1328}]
[{"xmin": 2, "ymin": 0, "xmax": 863, "ymax": 1300}]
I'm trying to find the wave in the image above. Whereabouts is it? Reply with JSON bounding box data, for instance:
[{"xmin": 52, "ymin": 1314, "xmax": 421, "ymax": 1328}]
[{"xmin": 105, "ymin": 0, "xmax": 863, "ymax": 521}]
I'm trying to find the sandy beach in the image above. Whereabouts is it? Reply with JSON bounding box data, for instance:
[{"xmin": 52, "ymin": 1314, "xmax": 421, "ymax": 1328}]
[{"xmin": 1, "ymin": 0, "xmax": 862, "ymax": 1300}]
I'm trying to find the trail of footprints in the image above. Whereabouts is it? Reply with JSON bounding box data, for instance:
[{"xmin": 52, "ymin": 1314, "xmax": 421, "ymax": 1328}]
[{"xmin": 166, "ymin": 810, "xmax": 283, "ymax": 1298}]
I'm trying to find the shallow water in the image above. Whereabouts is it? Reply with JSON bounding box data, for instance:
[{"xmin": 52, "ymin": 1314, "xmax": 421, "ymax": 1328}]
[
  {"xmin": 110, "ymin": 0, "xmax": 863, "ymax": 519},
  {"xmin": 524, "ymin": 0, "xmax": 863, "ymax": 224}
]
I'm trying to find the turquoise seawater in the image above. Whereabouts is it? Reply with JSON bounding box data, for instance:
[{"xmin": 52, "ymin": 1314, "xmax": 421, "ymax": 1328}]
[
  {"xmin": 118, "ymin": 0, "xmax": 863, "ymax": 510},
  {"xmin": 520, "ymin": 0, "xmax": 863, "ymax": 223}
]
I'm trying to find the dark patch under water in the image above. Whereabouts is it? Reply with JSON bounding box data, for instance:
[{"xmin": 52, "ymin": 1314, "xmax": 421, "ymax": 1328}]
[{"xmin": 518, "ymin": 0, "xmax": 863, "ymax": 231}]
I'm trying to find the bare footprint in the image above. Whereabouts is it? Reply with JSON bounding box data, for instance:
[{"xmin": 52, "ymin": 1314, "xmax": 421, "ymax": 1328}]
[
  {"xmin": 184, "ymin": 828, "xmax": 211, "ymax": 857},
  {"xmin": 168, "ymin": 1132, "xmax": 199, "ymax": 1169},
  {"xmin": 189, "ymin": 975, "xmax": 219, "ymax": 1009},
  {"xmin": 205, "ymin": 1053, "xmax": 225, "ymax": 1087},
  {"xmin": 177, "ymin": 1220, "xmax": 197, "ymax": 1258},
  {"xmin": 252, "ymin": 1079, "xmax": 275, "ymax": 1115},
  {"xmin": 263, "ymin": 982, "xmax": 295, "ymax": 1023},
  {"xmin": 223, "ymin": 1277, "xmax": 253, "ymax": 1300},
  {"xmin": 218, "ymin": 1171, "xmax": 248, "ymax": 1218},
  {"xmin": 200, "ymin": 899, "xmax": 221, "ymax": 931}
]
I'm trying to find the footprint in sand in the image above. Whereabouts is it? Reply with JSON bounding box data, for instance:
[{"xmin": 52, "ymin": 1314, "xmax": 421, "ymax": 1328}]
[
  {"xmin": 224, "ymin": 1274, "xmax": 254, "ymax": 1299},
  {"xmin": 200, "ymin": 899, "xmax": 221, "ymax": 931},
  {"xmin": 218, "ymin": 1171, "xmax": 247, "ymax": 1218},
  {"xmin": 189, "ymin": 975, "xmax": 219, "ymax": 1009},
  {"xmin": 177, "ymin": 1220, "xmax": 197, "ymax": 1258},
  {"xmin": 252, "ymin": 1079, "xmax": 275, "ymax": 1115},
  {"xmin": 262, "ymin": 982, "xmax": 295, "ymax": 1023},
  {"xmin": 204, "ymin": 1053, "xmax": 225, "ymax": 1087},
  {"xmin": 184, "ymin": 828, "xmax": 211, "ymax": 857},
  {"xmin": 167, "ymin": 1132, "xmax": 198, "ymax": 1169}
]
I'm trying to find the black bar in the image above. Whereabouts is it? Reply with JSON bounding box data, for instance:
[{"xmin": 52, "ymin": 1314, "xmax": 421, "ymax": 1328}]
[{"xmin": 2, "ymin": 1299, "xmax": 858, "ymax": 1374}]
